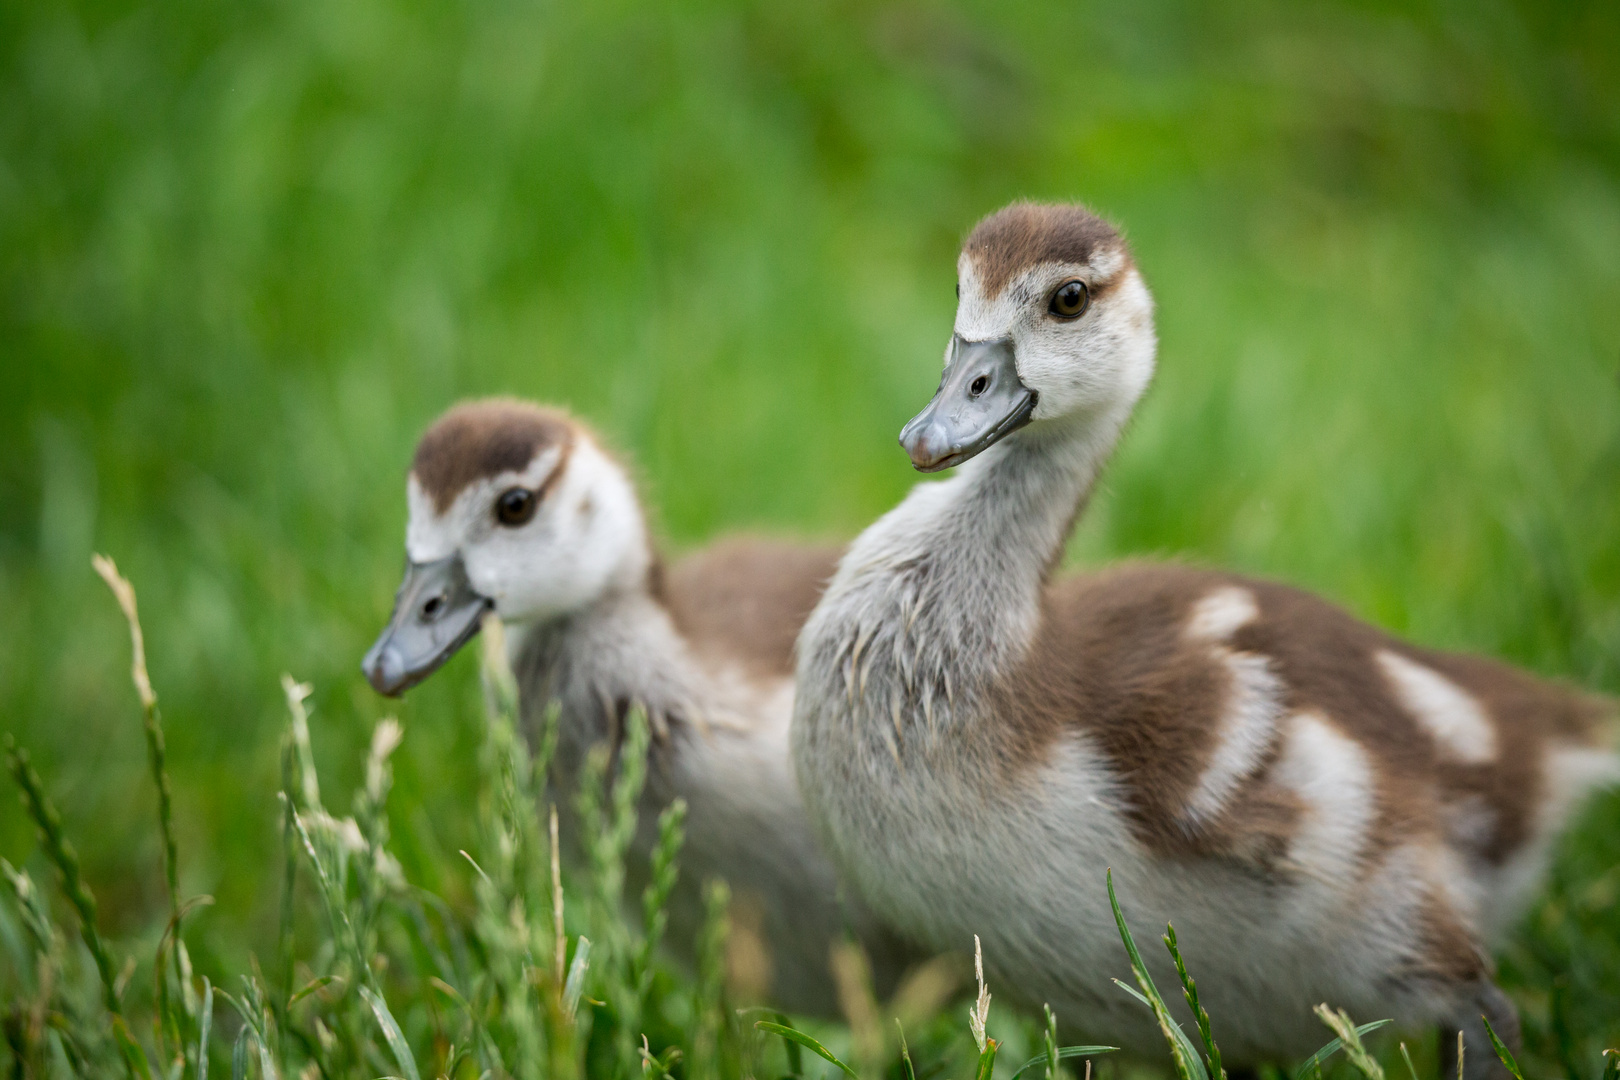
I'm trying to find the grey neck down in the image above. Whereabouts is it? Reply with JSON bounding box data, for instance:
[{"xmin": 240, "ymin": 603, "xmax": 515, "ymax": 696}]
[
  {"xmin": 795, "ymin": 408, "xmax": 1128, "ymax": 768},
  {"xmin": 510, "ymin": 588, "xmax": 701, "ymax": 795}
]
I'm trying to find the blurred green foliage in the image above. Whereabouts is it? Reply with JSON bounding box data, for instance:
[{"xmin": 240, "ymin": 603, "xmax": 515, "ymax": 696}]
[{"xmin": 2, "ymin": 0, "xmax": 1618, "ymax": 1069}]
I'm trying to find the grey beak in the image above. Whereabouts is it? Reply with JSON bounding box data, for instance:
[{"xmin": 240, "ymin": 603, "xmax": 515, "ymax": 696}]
[
  {"xmin": 362, "ymin": 555, "xmax": 493, "ymax": 697},
  {"xmin": 898, "ymin": 335, "xmax": 1038, "ymax": 472}
]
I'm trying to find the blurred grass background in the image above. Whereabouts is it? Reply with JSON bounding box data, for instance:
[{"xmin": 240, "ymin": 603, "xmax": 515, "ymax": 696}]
[{"xmin": 2, "ymin": 0, "xmax": 1618, "ymax": 1068}]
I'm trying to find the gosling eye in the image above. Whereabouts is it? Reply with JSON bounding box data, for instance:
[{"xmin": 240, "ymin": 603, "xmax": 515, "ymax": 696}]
[
  {"xmin": 969, "ymin": 374, "xmax": 989, "ymax": 397},
  {"xmin": 495, "ymin": 487, "xmax": 538, "ymax": 527},
  {"xmin": 1048, "ymin": 279, "xmax": 1090, "ymax": 320}
]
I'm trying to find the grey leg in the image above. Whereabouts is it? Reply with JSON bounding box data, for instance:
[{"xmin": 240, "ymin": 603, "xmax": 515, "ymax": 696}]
[{"xmin": 1439, "ymin": 982, "xmax": 1520, "ymax": 1080}]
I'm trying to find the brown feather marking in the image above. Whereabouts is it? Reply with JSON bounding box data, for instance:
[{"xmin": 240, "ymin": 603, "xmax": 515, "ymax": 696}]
[
  {"xmin": 412, "ymin": 399, "xmax": 575, "ymax": 513},
  {"xmin": 963, "ymin": 202, "xmax": 1126, "ymax": 300},
  {"xmin": 997, "ymin": 561, "xmax": 1609, "ymax": 873},
  {"xmin": 1402, "ymin": 646, "xmax": 1609, "ymax": 862},
  {"xmin": 1407, "ymin": 890, "xmax": 1491, "ymax": 986},
  {"xmin": 1000, "ymin": 563, "xmax": 1257, "ymax": 859},
  {"xmin": 663, "ymin": 538, "xmax": 842, "ymax": 679}
]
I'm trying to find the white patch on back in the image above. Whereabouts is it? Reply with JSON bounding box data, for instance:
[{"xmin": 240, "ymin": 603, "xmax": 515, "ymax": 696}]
[
  {"xmin": 1271, "ymin": 711, "xmax": 1374, "ymax": 883},
  {"xmin": 1182, "ymin": 650, "xmax": 1283, "ymax": 825},
  {"xmin": 1485, "ymin": 743, "xmax": 1620, "ymax": 940},
  {"xmin": 1184, "ymin": 586, "xmax": 1259, "ymax": 642},
  {"xmin": 1376, "ymin": 650, "xmax": 1497, "ymax": 764}
]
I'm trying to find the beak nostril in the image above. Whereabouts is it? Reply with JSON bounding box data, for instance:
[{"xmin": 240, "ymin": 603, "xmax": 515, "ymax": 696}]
[
  {"xmin": 969, "ymin": 374, "xmax": 990, "ymax": 397},
  {"xmin": 421, "ymin": 594, "xmax": 445, "ymax": 619}
]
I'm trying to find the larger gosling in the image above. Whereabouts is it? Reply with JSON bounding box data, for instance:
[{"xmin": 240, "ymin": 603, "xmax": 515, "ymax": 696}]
[
  {"xmin": 791, "ymin": 202, "xmax": 1619, "ymax": 1077},
  {"xmin": 364, "ymin": 399, "xmax": 915, "ymax": 1015}
]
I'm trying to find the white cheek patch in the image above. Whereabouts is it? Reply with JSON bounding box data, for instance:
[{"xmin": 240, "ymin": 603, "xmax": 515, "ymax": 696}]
[
  {"xmin": 1376, "ymin": 650, "xmax": 1497, "ymax": 764},
  {"xmin": 952, "ymin": 261, "xmax": 1025, "ymax": 343},
  {"xmin": 405, "ymin": 477, "xmax": 460, "ymax": 563},
  {"xmin": 404, "ymin": 444, "xmax": 568, "ymax": 565},
  {"xmin": 1184, "ymin": 586, "xmax": 1260, "ymax": 642}
]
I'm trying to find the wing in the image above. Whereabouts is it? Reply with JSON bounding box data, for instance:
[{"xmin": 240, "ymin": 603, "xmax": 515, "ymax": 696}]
[{"xmin": 660, "ymin": 537, "xmax": 843, "ymax": 678}]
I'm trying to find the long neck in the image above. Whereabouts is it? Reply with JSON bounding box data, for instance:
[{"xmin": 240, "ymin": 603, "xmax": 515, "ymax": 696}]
[
  {"xmin": 511, "ymin": 573, "xmax": 700, "ymax": 775},
  {"xmin": 805, "ymin": 403, "xmax": 1130, "ymax": 746}
]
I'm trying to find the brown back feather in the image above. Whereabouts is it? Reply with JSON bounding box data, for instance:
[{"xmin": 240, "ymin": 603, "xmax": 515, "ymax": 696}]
[
  {"xmin": 663, "ymin": 538, "xmax": 843, "ymax": 678},
  {"xmin": 1003, "ymin": 562, "xmax": 1609, "ymax": 871}
]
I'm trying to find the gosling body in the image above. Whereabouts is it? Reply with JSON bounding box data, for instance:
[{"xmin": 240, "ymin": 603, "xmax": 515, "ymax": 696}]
[
  {"xmin": 791, "ymin": 203, "xmax": 1618, "ymax": 1073},
  {"xmin": 368, "ymin": 401, "xmax": 915, "ymax": 1014}
]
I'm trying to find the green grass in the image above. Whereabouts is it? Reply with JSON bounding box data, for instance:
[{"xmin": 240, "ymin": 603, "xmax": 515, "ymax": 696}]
[
  {"xmin": 2, "ymin": 0, "xmax": 1619, "ymax": 1075},
  {"xmin": 0, "ymin": 574, "xmax": 1441, "ymax": 1079}
]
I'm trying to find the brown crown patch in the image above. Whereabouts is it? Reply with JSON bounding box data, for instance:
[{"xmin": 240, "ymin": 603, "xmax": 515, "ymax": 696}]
[
  {"xmin": 411, "ymin": 399, "xmax": 575, "ymax": 512},
  {"xmin": 963, "ymin": 201, "xmax": 1125, "ymax": 300}
]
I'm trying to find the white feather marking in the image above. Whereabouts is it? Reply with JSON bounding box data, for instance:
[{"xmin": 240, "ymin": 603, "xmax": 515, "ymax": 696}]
[
  {"xmin": 1539, "ymin": 745, "xmax": 1620, "ymax": 826},
  {"xmin": 1183, "ymin": 586, "xmax": 1260, "ymax": 642},
  {"xmin": 1488, "ymin": 743, "xmax": 1620, "ymax": 936},
  {"xmin": 1181, "ymin": 649, "xmax": 1284, "ymax": 825},
  {"xmin": 1270, "ymin": 711, "xmax": 1375, "ymax": 883},
  {"xmin": 1376, "ymin": 650, "xmax": 1497, "ymax": 764}
]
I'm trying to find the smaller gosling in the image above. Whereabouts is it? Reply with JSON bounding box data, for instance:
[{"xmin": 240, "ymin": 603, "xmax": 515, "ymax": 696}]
[{"xmin": 363, "ymin": 399, "xmax": 915, "ymax": 1015}]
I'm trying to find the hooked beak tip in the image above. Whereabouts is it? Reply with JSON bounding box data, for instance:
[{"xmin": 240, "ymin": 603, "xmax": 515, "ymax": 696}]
[
  {"xmin": 362, "ymin": 643, "xmax": 409, "ymax": 697},
  {"xmin": 362, "ymin": 554, "xmax": 491, "ymax": 699},
  {"xmin": 898, "ymin": 413, "xmax": 944, "ymax": 471}
]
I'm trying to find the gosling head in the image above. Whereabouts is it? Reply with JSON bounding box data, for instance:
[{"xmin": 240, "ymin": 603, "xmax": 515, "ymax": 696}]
[
  {"xmin": 899, "ymin": 201, "xmax": 1157, "ymax": 471},
  {"xmin": 363, "ymin": 399, "xmax": 650, "ymax": 696}
]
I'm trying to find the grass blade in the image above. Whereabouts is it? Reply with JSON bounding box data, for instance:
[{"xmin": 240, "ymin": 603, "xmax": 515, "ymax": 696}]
[
  {"xmin": 1292, "ymin": 1020, "xmax": 1391, "ymax": 1080},
  {"xmin": 968, "ymin": 934, "xmax": 992, "ymax": 1055},
  {"xmin": 1008, "ymin": 1046, "xmax": 1122, "ymax": 1080},
  {"xmin": 1310, "ymin": 1008, "xmax": 1389, "ymax": 1080},
  {"xmin": 1107, "ymin": 870, "xmax": 1204, "ymax": 1080},
  {"xmin": 1398, "ymin": 1042, "xmax": 1418, "ymax": 1080},
  {"xmin": 111, "ymin": 1015, "xmax": 155, "ymax": 1080},
  {"xmin": 1600, "ymin": 1050, "xmax": 1618, "ymax": 1080},
  {"xmin": 287, "ymin": 975, "xmax": 340, "ymax": 1007},
  {"xmin": 897, "ymin": 1019, "xmax": 916, "ymax": 1080},
  {"xmin": 636, "ymin": 797, "xmax": 687, "ymax": 997},
  {"xmin": 562, "ymin": 936, "xmax": 592, "ymax": 1020},
  {"xmin": 360, "ymin": 985, "xmax": 421, "ymax": 1080},
  {"xmin": 974, "ymin": 1045, "xmax": 999, "ymax": 1080},
  {"xmin": 198, "ymin": 977, "xmax": 213, "ymax": 1080},
  {"xmin": 254, "ymin": 1030, "xmax": 278, "ymax": 1080},
  {"xmin": 1481, "ymin": 1016, "xmax": 1525, "ymax": 1080},
  {"xmin": 754, "ymin": 1022, "xmax": 860, "ymax": 1080},
  {"xmin": 774, "ymin": 1013, "xmax": 805, "ymax": 1077},
  {"xmin": 1044, "ymin": 1004, "xmax": 1060, "ymax": 1080},
  {"xmin": 92, "ymin": 555, "xmax": 179, "ymax": 918},
  {"xmin": 230, "ymin": 1028, "xmax": 249, "ymax": 1080},
  {"xmin": 692, "ymin": 880, "xmax": 730, "ymax": 1080},
  {"xmin": 4, "ymin": 736, "xmax": 124, "ymax": 1021},
  {"xmin": 1166, "ymin": 923, "xmax": 1224, "ymax": 1080},
  {"xmin": 1113, "ymin": 980, "xmax": 1208, "ymax": 1080}
]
